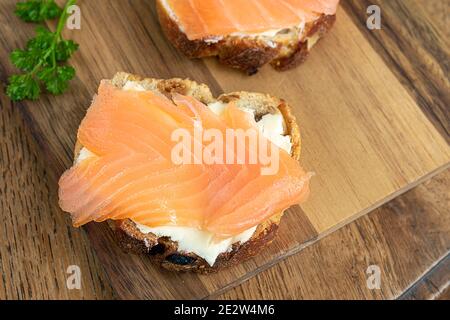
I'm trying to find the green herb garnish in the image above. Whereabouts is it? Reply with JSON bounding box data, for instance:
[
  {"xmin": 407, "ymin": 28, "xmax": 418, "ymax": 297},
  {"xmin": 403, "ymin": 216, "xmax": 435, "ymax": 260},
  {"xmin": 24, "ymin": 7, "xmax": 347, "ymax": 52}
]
[
  {"xmin": 15, "ymin": 0, "xmax": 62, "ymax": 23},
  {"xmin": 7, "ymin": 0, "xmax": 78, "ymax": 101}
]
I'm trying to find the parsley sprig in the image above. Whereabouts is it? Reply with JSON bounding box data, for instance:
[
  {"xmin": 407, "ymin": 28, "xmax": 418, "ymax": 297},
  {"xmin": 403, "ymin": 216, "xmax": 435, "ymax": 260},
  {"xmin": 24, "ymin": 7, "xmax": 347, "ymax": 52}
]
[{"xmin": 7, "ymin": 0, "xmax": 78, "ymax": 101}]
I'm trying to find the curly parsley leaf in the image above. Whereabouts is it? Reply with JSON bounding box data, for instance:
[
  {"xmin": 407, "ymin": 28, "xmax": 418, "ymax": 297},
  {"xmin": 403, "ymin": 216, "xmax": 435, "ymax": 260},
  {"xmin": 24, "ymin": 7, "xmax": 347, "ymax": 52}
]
[
  {"xmin": 55, "ymin": 40, "xmax": 79, "ymax": 62},
  {"xmin": 7, "ymin": 75, "xmax": 41, "ymax": 101},
  {"xmin": 10, "ymin": 27, "xmax": 54, "ymax": 72},
  {"xmin": 38, "ymin": 65, "xmax": 75, "ymax": 95},
  {"xmin": 27, "ymin": 26, "xmax": 55, "ymax": 49},
  {"xmin": 15, "ymin": 0, "xmax": 62, "ymax": 23},
  {"xmin": 10, "ymin": 49, "xmax": 39, "ymax": 72}
]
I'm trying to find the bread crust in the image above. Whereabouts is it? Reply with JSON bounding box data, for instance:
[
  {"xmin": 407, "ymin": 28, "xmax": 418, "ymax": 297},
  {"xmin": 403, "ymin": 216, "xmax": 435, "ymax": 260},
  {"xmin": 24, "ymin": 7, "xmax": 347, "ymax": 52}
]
[
  {"xmin": 156, "ymin": 0, "xmax": 336, "ymax": 74},
  {"xmin": 74, "ymin": 72, "xmax": 302, "ymax": 273}
]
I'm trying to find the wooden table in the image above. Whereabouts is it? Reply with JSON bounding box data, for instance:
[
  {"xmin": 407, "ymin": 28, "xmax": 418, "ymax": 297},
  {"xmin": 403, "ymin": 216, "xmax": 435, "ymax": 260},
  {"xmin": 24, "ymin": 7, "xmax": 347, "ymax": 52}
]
[{"xmin": 0, "ymin": 0, "xmax": 448, "ymax": 300}]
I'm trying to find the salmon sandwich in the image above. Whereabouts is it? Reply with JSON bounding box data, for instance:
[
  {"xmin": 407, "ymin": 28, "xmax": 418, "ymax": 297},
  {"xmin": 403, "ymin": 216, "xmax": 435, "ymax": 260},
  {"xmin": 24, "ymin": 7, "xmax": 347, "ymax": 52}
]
[
  {"xmin": 157, "ymin": 0, "xmax": 339, "ymax": 74},
  {"xmin": 58, "ymin": 72, "xmax": 312, "ymax": 273}
]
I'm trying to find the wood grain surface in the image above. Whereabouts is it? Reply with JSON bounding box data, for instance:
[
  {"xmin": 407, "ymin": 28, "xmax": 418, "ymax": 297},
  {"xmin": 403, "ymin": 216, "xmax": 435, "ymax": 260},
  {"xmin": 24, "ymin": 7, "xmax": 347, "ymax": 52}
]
[
  {"xmin": 217, "ymin": 169, "xmax": 450, "ymax": 299},
  {"xmin": 399, "ymin": 254, "xmax": 450, "ymax": 300},
  {"xmin": 0, "ymin": 0, "xmax": 449, "ymax": 300},
  {"xmin": 343, "ymin": 0, "xmax": 449, "ymax": 142},
  {"xmin": 0, "ymin": 90, "xmax": 114, "ymax": 299}
]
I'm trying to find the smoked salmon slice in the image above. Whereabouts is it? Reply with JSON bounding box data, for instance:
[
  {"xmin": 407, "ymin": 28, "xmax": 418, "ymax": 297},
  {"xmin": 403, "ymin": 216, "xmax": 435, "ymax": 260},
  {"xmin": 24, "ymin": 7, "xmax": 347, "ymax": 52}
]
[
  {"xmin": 58, "ymin": 82, "xmax": 311, "ymax": 237},
  {"xmin": 163, "ymin": 0, "xmax": 339, "ymax": 40}
]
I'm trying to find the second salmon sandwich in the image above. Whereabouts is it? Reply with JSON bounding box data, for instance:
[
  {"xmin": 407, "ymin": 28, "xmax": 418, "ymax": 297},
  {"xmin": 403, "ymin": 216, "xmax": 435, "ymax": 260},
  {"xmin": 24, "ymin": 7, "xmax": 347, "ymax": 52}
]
[
  {"xmin": 157, "ymin": 0, "xmax": 339, "ymax": 74},
  {"xmin": 58, "ymin": 72, "xmax": 312, "ymax": 273}
]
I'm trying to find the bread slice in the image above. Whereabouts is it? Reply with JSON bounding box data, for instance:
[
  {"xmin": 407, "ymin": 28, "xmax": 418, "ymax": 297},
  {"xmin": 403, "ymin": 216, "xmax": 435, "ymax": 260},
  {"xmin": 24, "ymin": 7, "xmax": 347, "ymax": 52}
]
[
  {"xmin": 74, "ymin": 72, "xmax": 302, "ymax": 273},
  {"xmin": 156, "ymin": 0, "xmax": 336, "ymax": 75}
]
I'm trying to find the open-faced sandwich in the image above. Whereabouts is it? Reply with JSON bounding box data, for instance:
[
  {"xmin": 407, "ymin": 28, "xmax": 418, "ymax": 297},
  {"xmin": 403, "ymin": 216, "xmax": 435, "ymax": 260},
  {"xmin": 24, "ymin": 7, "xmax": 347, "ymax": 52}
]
[
  {"xmin": 58, "ymin": 72, "xmax": 312, "ymax": 273},
  {"xmin": 157, "ymin": 0, "xmax": 339, "ymax": 74}
]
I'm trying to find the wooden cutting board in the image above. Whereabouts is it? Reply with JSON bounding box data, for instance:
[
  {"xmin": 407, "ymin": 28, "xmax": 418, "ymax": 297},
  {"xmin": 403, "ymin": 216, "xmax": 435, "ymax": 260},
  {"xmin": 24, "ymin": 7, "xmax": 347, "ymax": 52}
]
[{"xmin": 1, "ymin": 0, "xmax": 449, "ymax": 299}]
